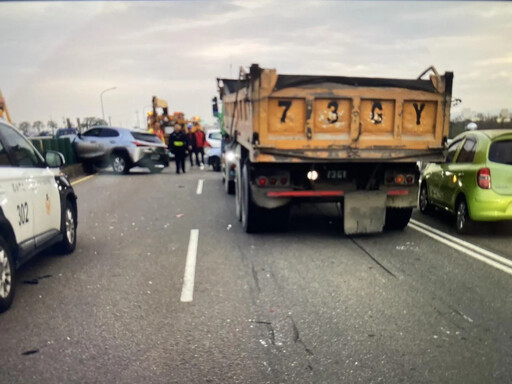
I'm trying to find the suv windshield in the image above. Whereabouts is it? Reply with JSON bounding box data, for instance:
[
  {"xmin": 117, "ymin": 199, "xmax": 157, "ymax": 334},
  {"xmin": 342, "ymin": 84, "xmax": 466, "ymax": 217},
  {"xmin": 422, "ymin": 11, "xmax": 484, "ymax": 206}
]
[
  {"xmin": 131, "ymin": 132, "xmax": 162, "ymax": 144},
  {"xmin": 489, "ymin": 140, "xmax": 512, "ymax": 165}
]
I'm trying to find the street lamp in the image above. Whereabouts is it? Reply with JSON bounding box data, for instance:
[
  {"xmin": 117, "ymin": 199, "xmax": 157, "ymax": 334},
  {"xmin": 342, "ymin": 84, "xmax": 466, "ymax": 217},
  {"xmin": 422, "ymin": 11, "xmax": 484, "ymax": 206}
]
[{"xmin": 100, "ymin": 87, "xmax": 117, "ymax": 124}]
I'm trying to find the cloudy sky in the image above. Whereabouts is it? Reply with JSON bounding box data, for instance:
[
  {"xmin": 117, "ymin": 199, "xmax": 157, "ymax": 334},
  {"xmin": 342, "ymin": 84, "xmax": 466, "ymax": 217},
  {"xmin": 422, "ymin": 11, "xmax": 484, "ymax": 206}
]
[{"xmin": 1, "ymin": 1, "xmax": 511, "ymax": 128}]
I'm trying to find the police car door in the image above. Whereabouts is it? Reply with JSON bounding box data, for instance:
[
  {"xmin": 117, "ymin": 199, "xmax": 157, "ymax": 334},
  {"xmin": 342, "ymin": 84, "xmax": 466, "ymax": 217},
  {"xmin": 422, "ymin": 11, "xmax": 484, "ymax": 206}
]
[
  {"xmin": 1, "ymin": 125, "xmax": 60, "ymax": 245},
  {"xmin": 0, "ymin": 125, "xmax": 37, "ymax": 251}
]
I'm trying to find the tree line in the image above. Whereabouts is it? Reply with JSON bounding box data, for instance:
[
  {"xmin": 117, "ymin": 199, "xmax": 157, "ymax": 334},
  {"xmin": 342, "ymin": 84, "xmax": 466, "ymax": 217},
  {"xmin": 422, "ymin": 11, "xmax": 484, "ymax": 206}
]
[{"xmin": 14, "ymin": 117, "xmax": 108, "ymax": 136}]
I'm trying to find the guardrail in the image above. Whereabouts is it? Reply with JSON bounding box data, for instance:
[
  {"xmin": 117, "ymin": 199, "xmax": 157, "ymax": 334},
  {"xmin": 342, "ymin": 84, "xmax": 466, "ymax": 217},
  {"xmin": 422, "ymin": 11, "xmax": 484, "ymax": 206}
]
[{"xmin": 30, "ymin": 137, "xmax": 77, "ymax": 165}]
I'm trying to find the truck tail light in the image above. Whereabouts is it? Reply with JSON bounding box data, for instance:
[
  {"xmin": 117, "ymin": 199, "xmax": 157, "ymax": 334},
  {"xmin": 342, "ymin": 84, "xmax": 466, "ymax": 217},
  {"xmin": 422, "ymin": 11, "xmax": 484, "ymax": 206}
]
[
  {"xmin": 257, "ymin": 176, "xmax": 268, "ymax": 187},
  {"xmin": 405, "ymin": 175, "xmax": 414, "ymax": 184},
  {"xmin": 477, "ymin": 168, "xmax": 491, "ymax": 189},
  {"xmin": 269, "ymin": 177, "xmax": 277, "ymax": 185},
  {"xmin": 281, "ymin": 177, "xmax": 288, "ymax": 185},
  {"xmin": 395, "ymin": 174, "xmax": 405, "ymax": 184}
]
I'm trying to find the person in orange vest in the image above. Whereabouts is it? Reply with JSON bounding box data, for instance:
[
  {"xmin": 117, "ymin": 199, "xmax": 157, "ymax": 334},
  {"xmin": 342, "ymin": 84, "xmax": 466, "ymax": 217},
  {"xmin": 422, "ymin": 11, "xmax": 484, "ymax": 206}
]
[{"xmin": 194, "ymin": 122, "xmax": 206, "ymax": 167}]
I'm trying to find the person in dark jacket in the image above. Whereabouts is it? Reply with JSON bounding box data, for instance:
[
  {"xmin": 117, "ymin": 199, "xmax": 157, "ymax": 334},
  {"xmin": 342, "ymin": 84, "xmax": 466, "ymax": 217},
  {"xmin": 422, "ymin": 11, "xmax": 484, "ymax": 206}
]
[
  {"xmin": 186, "ymin": 124, "xmax": 197, "ymax": 167},
  {"xmin": 168, "ymin": 124, "xmax": 187, "ymax": 174}
]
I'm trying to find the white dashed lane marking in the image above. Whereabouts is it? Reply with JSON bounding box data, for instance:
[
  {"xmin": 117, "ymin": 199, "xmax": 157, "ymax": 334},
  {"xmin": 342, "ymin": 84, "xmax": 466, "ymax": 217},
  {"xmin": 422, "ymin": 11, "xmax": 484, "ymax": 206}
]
[
  {"xmin": 196, "ymin": 179, "xmax": 204, "ymax": 195},
  {"xmin": 180, "ymin": 229, "xmax": 200, "ymax": 302}
]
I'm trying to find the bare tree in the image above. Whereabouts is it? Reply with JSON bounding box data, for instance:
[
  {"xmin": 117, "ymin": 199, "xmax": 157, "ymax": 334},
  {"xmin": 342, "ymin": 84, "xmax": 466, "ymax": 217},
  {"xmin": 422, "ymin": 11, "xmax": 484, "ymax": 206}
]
[
  {"xmin": 81, "ymin": 117, "xmax": 107, "ymax": 130},
  {"xmin": 47, "ymin": 120, "xmax": 58, "ymax": 135},
  {"xmin": 19, "ymin": 121, "xmax": 31, "ymax": 135},
  {"xmin": 33, "ymin": 120, "xmax": 45, "ymax": 134}
]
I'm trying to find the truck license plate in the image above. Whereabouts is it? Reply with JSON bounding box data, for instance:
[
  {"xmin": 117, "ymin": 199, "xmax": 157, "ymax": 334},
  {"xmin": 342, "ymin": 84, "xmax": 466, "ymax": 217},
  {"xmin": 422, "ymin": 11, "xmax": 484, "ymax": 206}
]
[{"xmin": 326, "ymin": 170, "xmax": 347, "ymax": 179}]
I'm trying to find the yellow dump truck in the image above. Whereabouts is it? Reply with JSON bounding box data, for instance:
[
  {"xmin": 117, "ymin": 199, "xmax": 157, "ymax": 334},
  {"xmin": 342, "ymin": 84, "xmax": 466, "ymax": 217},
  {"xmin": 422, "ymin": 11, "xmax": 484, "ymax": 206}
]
[{"xmin": 218, "ymin": 64, "xmax": 453, "ymax": 234}]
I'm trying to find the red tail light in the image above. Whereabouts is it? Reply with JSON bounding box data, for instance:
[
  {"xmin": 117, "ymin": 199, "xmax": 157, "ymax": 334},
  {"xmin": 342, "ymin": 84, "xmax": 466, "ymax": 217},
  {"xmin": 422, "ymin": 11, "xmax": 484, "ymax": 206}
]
[
  {"xmin": 477, "ymin": 168, "xmax": 491, "ymax": 189},
  {"xmin": 205, "ymin": 141, "xmax": 212, "ymax": 148},
  {"xmin": 405, "ymin": 175, "xmax": 414, "ymax": 184},
  {"xmin": 257, "ymin": 176, "xmax": 267, "ymax": 187},
  {"xmin": 269, "ymin": 177, "xmax": 277, "ymax": 185},
  {"xmin": 133, "ymin": 141, "xmax": 148, "ymax": 147},
  {"xmin": 280, "ymin": 177, "xmax": 288, "ymax": 185}
]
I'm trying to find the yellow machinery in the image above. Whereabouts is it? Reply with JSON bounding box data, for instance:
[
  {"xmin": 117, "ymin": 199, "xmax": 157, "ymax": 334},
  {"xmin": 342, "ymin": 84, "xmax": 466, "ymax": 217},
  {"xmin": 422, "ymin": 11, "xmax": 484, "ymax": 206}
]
[
  {"xmin": 0, "ymin": 89, "xmax": 12, "ymax": 123},
  {"xmin": 147, "ymin": 96, "xmax": 190, "ymax": 145},
  {"xmin": 147, "ymin": 96, "xmax": 169, "ymax": 143}
]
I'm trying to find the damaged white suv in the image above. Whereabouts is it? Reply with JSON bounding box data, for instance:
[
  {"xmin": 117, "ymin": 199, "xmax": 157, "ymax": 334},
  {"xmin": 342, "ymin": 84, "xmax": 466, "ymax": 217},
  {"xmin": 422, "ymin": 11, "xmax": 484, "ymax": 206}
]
[{"xmin": 0, "ymin": 119, "xmax": 78, "ymax": 313}]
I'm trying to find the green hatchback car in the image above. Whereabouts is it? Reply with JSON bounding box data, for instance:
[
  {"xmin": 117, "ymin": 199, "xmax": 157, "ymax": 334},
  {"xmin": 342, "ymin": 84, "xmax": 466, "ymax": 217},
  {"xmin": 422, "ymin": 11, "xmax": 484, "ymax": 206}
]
[{"xmin": 420, "ymin": 129, "xmax": 512, "ymax": 234}]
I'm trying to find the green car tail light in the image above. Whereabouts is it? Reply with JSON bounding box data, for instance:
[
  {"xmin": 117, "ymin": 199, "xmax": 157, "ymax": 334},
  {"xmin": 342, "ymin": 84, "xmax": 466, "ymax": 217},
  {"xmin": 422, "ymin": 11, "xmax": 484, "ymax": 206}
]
[{"xmin": 477, "ymin": 168, "xmax": 491, "ymax": 189}]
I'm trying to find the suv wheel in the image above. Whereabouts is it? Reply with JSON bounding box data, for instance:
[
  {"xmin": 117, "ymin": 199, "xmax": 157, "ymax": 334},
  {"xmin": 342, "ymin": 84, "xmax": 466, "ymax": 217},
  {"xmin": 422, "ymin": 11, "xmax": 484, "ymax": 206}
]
[
  {"xmin": 0, "ymin": 236, "xmax": 15, "ymax": 313},
  {"xmin": 112, "ymin": 153, "xmax": 129, "ymax": 174},
  {"xmin": 57, "ymin": 200, "xmax": 77, "ymax": 254}
]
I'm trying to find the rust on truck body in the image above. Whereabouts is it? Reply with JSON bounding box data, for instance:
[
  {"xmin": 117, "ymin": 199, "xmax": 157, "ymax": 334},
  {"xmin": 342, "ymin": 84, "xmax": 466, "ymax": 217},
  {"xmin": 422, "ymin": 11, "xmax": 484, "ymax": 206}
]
[{"xmin": 220, "ymin": 65, "xmax": 452, "ymax": 163}]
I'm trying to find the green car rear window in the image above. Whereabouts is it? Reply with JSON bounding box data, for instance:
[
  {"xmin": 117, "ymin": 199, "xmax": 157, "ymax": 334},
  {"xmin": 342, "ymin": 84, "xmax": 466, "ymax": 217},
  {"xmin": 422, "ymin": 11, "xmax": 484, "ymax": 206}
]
[{"xmin": 489, "ymin": 140, "xmax": 512, "ymax": 165}]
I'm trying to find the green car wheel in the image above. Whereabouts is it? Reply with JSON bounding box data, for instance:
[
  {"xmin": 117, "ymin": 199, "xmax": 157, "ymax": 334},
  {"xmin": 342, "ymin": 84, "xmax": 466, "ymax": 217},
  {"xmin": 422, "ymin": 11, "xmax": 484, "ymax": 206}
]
[{"xmin": 456, "ymin": 198, "xmax": 473, "ymax": 235}]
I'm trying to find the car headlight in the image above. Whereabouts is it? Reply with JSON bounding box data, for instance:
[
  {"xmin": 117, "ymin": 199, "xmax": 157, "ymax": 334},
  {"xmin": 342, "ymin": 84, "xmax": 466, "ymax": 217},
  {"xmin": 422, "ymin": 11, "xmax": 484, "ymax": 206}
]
[{"xmin": 225, "ymin": 151, "xmax": 235, "ymax": 162}]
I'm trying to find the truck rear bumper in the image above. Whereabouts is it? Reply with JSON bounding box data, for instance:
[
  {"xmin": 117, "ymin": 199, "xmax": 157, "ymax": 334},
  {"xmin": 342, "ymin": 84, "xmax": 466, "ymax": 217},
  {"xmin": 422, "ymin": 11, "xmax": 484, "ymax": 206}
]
[
  {"xmin": 266, "ymin": 189, "xmax": 409, "ymax": 198},
  {"xmin": 251, "ymin": 186, "xmax": 418, "ymax": 210}
]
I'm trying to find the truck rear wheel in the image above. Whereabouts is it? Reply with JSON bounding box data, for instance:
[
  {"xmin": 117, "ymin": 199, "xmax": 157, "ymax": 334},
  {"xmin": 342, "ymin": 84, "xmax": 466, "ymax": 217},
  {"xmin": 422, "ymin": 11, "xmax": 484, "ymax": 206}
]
[
  {"xmin": 241, "ymin": 163, "xmax": 263, "ymax": 233},
  {"xmin": 235, "ymin": 164, "xmax": 242, "ymax": 222},
  {"xmin": 225, "ymin": 172, "xmax": 235, "ymax": 195},
  {"xmin": 384, "ymin": 208, "xmax": 413, "ymax": 230},
  {"xmin": 267, "ymin": 205, "xmax": 290, "ymax": 231}
]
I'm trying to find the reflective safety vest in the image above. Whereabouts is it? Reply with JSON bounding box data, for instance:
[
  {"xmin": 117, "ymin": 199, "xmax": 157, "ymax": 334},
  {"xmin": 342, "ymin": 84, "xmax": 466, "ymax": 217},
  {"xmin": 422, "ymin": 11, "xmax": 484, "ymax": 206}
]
[{"xmin": 173, "ymin": 141, "xmax": 185, "ymax": 147}]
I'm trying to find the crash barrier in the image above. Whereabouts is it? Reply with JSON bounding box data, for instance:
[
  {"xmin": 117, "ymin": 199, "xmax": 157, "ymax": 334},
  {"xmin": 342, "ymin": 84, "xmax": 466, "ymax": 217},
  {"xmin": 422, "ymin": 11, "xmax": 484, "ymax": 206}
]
[{"xmin": 30, "ymin": 137, "xmax": 77, "ymax": 165}]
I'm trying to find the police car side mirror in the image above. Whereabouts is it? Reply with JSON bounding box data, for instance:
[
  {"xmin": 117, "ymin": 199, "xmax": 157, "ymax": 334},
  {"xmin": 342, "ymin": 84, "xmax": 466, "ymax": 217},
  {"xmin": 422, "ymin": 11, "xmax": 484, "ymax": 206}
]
[{"xmin": 45, "ymin": 150, "xmax": 65, "ymax": 168}]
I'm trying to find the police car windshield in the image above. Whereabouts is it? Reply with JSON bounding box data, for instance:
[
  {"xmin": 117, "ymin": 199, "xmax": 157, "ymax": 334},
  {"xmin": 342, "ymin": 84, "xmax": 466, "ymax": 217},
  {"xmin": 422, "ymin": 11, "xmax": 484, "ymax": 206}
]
[{"xmin": 1, "ymin": 124, "xmax": 45, "ymax": 167}]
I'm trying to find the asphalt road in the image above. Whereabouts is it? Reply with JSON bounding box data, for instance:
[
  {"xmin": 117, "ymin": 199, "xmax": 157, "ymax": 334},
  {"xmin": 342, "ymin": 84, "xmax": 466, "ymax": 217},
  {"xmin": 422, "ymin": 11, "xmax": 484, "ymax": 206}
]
[{"xmin": 1, "ymin": 165, "xmax": 511, "ymax": 383}]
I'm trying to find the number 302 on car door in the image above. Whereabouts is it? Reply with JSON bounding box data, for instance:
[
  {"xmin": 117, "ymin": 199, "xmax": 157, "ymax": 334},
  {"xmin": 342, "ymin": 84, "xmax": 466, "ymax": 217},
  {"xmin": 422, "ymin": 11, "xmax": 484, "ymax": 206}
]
[{"xmin": 17, "ymin": 202, "xmax": 29, "ymax": 226}]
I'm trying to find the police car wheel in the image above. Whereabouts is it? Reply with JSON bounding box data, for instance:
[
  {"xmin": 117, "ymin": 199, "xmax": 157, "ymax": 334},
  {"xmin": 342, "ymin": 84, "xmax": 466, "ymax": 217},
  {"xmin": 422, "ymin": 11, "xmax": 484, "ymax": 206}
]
[
  {"xmin": 57, "ymin": 200, "xmax": 77, "ymax": 254},
  {"xmin": 0, "ymin": 236, "xmax": 15, "ymax": 313}
]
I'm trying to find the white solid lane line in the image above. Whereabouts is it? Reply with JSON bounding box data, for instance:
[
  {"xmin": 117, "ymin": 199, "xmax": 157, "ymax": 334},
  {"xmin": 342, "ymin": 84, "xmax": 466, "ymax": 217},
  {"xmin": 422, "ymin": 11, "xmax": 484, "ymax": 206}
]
[
  {"xmin": 410, "ymin": 219, "xmax": 512, "ymax": 269},
  {"xmin": 409, "ymin": 223, "xmax": 512, "ymax": 276},
  {"xmin": 196, "ymin": 179, "xmax": 204, "ymax": 195},
  {"xmin": 181, "ymin": 229, "xmax": 199, "ymax": 302}
]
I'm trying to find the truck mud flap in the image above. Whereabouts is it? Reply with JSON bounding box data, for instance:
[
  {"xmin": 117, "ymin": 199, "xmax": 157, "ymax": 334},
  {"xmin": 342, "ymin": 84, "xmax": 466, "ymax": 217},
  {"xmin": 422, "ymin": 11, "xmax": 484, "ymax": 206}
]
[{"xmin": 344, "ymin": 191, "xmax": 387, "ymax": 235}]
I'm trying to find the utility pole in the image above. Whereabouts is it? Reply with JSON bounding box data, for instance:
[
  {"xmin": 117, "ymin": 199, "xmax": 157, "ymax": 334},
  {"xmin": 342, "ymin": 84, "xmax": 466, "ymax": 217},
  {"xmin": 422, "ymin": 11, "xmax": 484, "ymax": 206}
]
[{"xmin": 100, "ymin": 87, "xmax": 117, "ymax": 121}]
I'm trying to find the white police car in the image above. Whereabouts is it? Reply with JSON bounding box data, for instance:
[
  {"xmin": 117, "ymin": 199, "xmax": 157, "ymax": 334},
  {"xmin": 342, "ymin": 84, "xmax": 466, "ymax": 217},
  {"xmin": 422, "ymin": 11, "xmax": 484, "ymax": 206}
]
[{"xmin": 0, "ymin": 119, "xmax": 77, "ymax": 312}]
